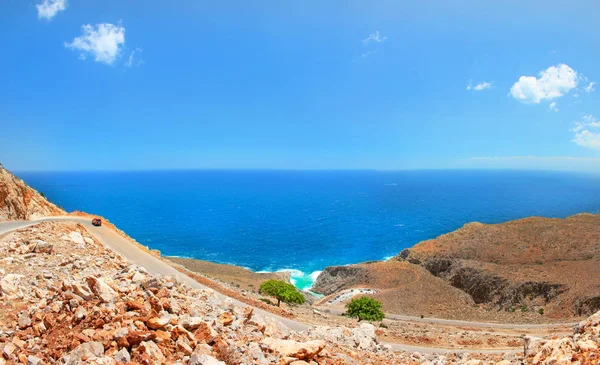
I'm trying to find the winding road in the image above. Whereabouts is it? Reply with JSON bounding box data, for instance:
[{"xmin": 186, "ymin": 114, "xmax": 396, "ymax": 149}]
[{"xmin": 0, "ymin": 216, "xmax": 566, "ymax": 354}]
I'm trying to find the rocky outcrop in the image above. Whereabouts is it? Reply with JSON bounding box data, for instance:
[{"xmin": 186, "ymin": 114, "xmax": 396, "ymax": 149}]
[
  {"xmin": 418, "ymin": 256, "xmax": 566, "ymax": 310},
  {"xmin": 311, "ymin": 266, "xmax": 367, "ymax": 295},
  {"xmin": 0, "ymin": 164, "xmax": 65, "ymax": 220},
  {"xmin": 524, "ymin": 310, "xmax": 600, "ymax": 364}
]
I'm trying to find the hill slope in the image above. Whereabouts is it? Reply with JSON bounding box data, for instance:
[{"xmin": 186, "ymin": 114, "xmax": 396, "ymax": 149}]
[
  {"xmin": 0, "ymin": 164, "xmax": 65, "ymax": 220},
  {"xmin": 314, "ymin": 214, "xmax": 600, "ymax": 321}
]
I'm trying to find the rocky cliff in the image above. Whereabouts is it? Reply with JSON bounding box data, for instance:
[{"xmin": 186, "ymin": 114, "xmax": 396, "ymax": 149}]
[
  {"xmin": 314, "ymin": 214, "xmax": 600, "ymax": 320},
  {"xmin": 0, "ymin": 164, "xmax": 65, "ymax": 221},
  {"xmin": 311, "ymin": 266, "xmax": 367, "ymax": 296}
]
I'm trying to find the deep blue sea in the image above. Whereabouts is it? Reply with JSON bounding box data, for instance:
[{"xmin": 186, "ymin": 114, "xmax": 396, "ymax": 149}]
[{"xmin": 17, "ymin": 169, "xmax": 600, "ymax": 290}]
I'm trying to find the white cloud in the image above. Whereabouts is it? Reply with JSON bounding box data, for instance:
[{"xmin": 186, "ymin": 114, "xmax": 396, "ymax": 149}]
[
  {"xmin": 466, "ymin": 81, "xmax": 492, "ymax": 91},
  {"xmin": 125, "ymin": 48, "xmax": 143, "ymax": 68},
  {"xmin": 362, "ymin": 31, "xmax": 387, "ymax": 45},
  {"xmin": 571, "ymin": 114, "xmax": 600, "ymax": 150},
  {"xmin": 509, "ymin": 64, "xmax": 579, "ymax": 104},
  {"xmin": 549, "ymin": 102, "xmax": 558, "ymax": 112},
  {"xmin": 36, "ymin": 0, "xmax": 67, "ymax": 20},
  {"xmin": 360, "ymin": 50, "xmax": 378, "ymax": 59},
  {"xmin": 65, "ymin": 23, "xmax": 126, "ymax": 65},
  {"xmin": 585, "ymin": 81, "xmax": 596, "ymax": 93}
]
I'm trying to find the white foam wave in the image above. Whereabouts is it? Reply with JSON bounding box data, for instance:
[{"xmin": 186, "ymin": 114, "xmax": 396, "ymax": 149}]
[
  {"xmin": 310, "ymin": 270, "xmax": 322, "ymax": 281},
  {"xmin": 254, "ymin": 268, "xmax": 323, "ymax": 290}
]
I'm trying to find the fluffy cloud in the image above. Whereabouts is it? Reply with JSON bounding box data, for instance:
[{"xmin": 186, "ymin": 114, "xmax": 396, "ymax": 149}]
[
  {"xmin": 585, "ymin": 82, "xmax": 596, "ymax": 93},
  {"xmin": 65, "ymin": 23, "xmax": 126, "ymax": 65},
  {"xmin": 571, "ymin": 115, "xmax": 600, "ymax": 150},
  {"xmin": 466, "ymin": 81, "xmax": 492, "ymax": 91},
  {"xmin": 549, "ymin": 102, "xmax": 558, "ymax": 112},
  {"xmin": 36, "ymin": 0, "xmax": 67, "ymax": 20},
  {"xmin": 510, "ymin": 64, "xmax": 579, "ymax": 104},
  {"xmin": 362, "ymin": 31, "xmax": 387, "ymax": 45}
]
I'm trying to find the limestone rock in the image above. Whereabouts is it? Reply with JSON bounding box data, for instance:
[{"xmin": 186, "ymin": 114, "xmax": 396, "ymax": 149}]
[
  {"xmin": 86, "ymin": 276, "xmax": 117, "ymax": 303},
  {"xmin": 261, "ymin": 337, "xmax": 325, "ymax": 360},
  {"xmin": 136, "ymin": 341, "xmax": 165, "ymax": 364},
  {"xmin": 62, "ymin": 342, "xmax": 104, "ymax": 365},
  {"xmin": 32, "ymin": 240, "xmax": 54, "ymax": 254},
  {"xmin": 114, "ymin": 348, "xmax": 130, "ymax": 362},
  {"xmin": 1, "ymin": 274, "xmax": 24, "ymax": 296},
  {"xmin": 189, "ymin": 354, "xmax": 225, "ymax": 365},
  {"xmin": 69, "ymin": 231, "xmax": 85, "ymax": 244}
]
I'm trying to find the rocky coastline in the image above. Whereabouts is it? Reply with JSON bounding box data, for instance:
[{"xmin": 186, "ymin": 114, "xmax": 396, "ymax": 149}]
[{"xmin": 312, "ymin": 213, "xmax": 600, "ymax": 322}]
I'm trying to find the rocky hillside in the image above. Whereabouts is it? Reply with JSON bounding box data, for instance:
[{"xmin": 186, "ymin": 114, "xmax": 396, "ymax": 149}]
[
  {"xmin": 524, "ymin": 311, "xmax": 600, "ymax": 364},
  {"xmin": 0, "ymin": 164, "xmax": 65, "ymax": 220},
  {"xmin": 0, "ymin": 221, "xmax": 523, "ymax": 364},
  {"xmin": 314, "ymin": 214, "xmax": 600, "ymax": 321}
]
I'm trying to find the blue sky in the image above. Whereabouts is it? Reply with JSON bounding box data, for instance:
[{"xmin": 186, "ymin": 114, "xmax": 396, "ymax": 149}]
[{"xmin": 1, "ymin": 0, "xmax": 599, "ymax": 171}]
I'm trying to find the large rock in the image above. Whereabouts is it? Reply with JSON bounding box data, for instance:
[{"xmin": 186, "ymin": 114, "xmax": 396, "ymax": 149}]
[
  {"xmin": 136, "ymin": 341, "xmax": 165, "ymax": 364},
  {"xmin": 86, "ymin": 276, "xmax": 117, "ymax": 303},
  {"xmin": 114, "ymin": 348, "xmax": 130, "ymax": 362},
  {"xmin": 261, "ymin": 337, "xmax": 326, "ymax": 360},
  {"xmin": 0, "ymin": 274, "xmax": 24, "ymax": 297},
  {"xmin": 61, "ymin": 342, "xmax": 105, "ymax": 365},
  {"xmin": 32, "ymin": 240, "xmax": 54, "ymax": 254},
  {"xmin": 189, "ymin": 354, "xmax": 225, "ymax": 365},
  {"xmin": 308, "ymin": 323, "xmax": 383, "ymax": 352},
  {"xmin": 68, "ymin": 232, "xmax": 85, "ymax": 245}
]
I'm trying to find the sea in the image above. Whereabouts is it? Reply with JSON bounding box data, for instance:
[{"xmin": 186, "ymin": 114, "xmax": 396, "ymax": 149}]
[{"xmin": 17, "ymin": 169, "xmax": 600, "ymax": 290}]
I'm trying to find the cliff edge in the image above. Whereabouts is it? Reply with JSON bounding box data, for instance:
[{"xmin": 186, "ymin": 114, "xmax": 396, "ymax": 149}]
[
  {"xmin": 0, "ymin": 164, "xmax": 65, "ymax": 221},
  {"xmin": 314, "ymin": 214, "xmax": 600, "ymax": 321}
]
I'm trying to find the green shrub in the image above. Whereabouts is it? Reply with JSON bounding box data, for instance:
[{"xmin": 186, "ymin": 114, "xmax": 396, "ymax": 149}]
[
  {"xmin": 345, "ymin": 297, "xmax": 385, "ymax": 322},
  {"xmin": 538, "ymin": 308, "xmax": 544, "ymax": 315},
  {"xmin": 259, "ymin": 280, "xmax": 305, "ymax": 307},
  {"xmin": 521, "ymin": 305, "xmax": 528, "ymax": 312}
]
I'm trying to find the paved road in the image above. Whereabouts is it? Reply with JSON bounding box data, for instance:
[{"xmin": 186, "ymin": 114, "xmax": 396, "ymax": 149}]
[{"xmin": 0, "ymin": 217, "xmax": 528, "ymax": 354}]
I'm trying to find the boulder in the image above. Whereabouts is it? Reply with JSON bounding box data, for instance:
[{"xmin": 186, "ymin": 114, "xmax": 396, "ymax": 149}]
[
  {"xmin": 136, "ymin": 341, "xmax": 165, "ymax": 364},
  {"xmin": 69, "ymin": 232, "xmax": 85, "ymax": 244},
  {"xmin": 261, "ymin": 337, "xmax": 326, "ymax": 360},
  {"xmin": 32, "ymin": 240, "xmax": 54, "ymax": 254},
  {"xmin": 114, "ymin": 348, "xmax": 131, "ymax": 362},
  {"xmin": 62, "ymin": 342, "xmax": 104, "ymax": 365},
  {"xmin": 73, "ymin": 282, "xmax": 93, "ymax": 301},
  {"xmin": 189, "ymin": 354, "xmax": 225, "ymax": 365},
  {"xmin": 86, "ymin": 276, "xmax": 117, "ymax": 303},
  {"xmin": 1, "ymin": 274, "xmax": 24, "ymax": 297}
]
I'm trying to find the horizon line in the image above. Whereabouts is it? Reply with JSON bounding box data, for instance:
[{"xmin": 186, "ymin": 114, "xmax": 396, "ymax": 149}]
[{"xmin": 8, "ymin": 166, "xmax": 600, "ymax": 175}]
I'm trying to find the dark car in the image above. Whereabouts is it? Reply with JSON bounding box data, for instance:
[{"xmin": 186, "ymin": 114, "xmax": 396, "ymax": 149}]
[{"xmin": 92, "ymin": 218, "xmax": 102, "ymax": 227}]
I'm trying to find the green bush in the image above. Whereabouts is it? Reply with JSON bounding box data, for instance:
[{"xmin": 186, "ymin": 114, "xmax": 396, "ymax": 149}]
[
  {"xmin": 521, "ymin": 305, "xmax": 528, "ymax": 312},
  {"xmin": 345, "ymin": 297, "xmax": 385, "ymax": 322},
  {"xmin": 259, "ymin": 280, "xmax": 305, "ymax": 307},
  {"xmin": 538, "ymin": 308, "xmax": 544, "ymax": 315}
]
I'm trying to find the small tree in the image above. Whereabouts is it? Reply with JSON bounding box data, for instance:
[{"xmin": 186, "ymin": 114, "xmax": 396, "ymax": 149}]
[
  {"xmin": 345, "ymin": 296, "xmax": 385, "ymax": 321},
  {"xmin": 259, "ymin": 280, "xmax": 305, "ymax": 307}
]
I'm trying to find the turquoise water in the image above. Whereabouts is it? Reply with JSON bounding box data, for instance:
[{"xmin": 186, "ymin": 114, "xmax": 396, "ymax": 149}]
[{"xmin": 17, "ymin": 169, "xmax": 600, "ymax": 290}]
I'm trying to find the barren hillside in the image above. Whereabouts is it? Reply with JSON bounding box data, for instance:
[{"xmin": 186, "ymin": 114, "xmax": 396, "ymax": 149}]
[
  {"xmin": 314, "ymin": 214, "xmax": 600, "ymax": 321},
  {"xmin": 0, "ymin": 164, "xmax": 65, "ymax": 221}
]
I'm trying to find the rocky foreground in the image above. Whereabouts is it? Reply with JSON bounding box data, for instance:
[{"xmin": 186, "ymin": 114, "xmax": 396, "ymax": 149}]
[{"xmin": 0, "ymin": 220, "xmax": 524, "ymax": 365}]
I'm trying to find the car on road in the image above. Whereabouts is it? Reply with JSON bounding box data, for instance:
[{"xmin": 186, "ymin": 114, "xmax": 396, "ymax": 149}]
[{"xmin": 92, "ymin": 218, "xmax": 102, "ymax": 227}]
